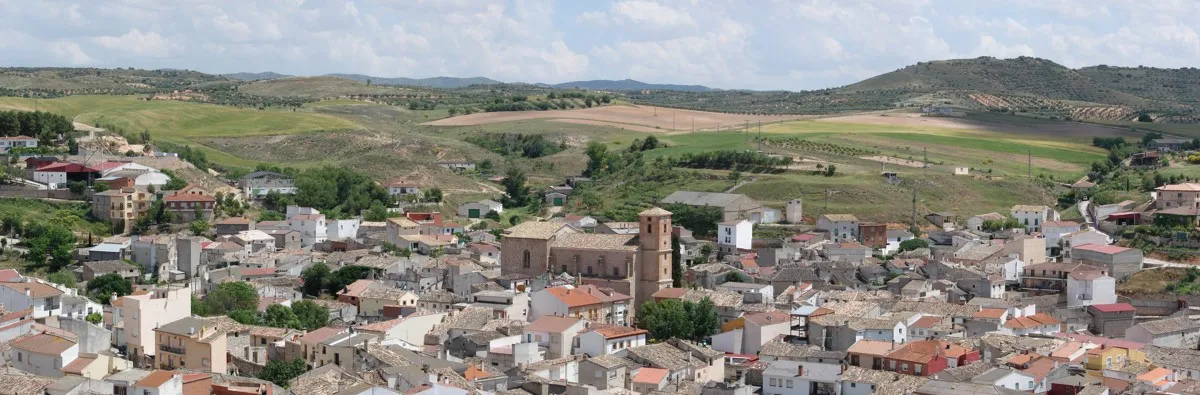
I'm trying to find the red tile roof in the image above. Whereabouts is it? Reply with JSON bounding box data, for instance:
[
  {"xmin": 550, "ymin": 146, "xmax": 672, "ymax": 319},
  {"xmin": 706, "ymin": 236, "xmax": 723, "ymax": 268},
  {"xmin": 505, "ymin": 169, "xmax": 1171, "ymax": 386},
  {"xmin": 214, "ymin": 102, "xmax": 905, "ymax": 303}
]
[
  {"xmin": 61, "ymin": 356, "xmax": 95, "ymax": 374},
  {"xmin": 545, "ymin": 286, "xmax": 603, "ymax": 307},
  {"xmin": 588, "ymin": 324, "xmax": 648, "ymax": 339},
  {"xmin": 10, "ymin": 333, "xmax": 75, "ymax": 354},
  {"xmin": 1073, "ymin": 244, "xmax": 1131, "ymax": 254},
  {"xmin": 136, "ymin": 370, "xmax": 176, "ymax": 388},
  {"xmin": 632, "ymin": 367, "xmax": 669, "ymax": 384},
  {"xmin": 886, "ymin": 340, "xmax": 973, "ymax": 363},
  {"xmin": 652, "ymin": 288, "xmax": 688, "ymax": 299},
  {"xmin": 35, "ymin": 162, "xmax": 98, "ymax": 173},
  {"xmin": 525, "ymin": 316, "xmax": 583, "ymax": 333},
  {"xmin": 163, "ymin": 192, "xmax": 216, "ymax": 202},
  {"xmin": 1003, "ymin": 313, "xmax": 1060, "ymax": 329},
  {"xmin": 0, "ymin": 281, "xmax": 64, "ymax": 298},
  {"xmin": 0, "ymin": 269, "xmax": 20, "ymax": 282},
  {"xmin": 240, "ymin": 268, "xmax": 277, "ymax": 277},
  {"xmin": 1090, "ymin": 303, "xmax": 1136, "ymax": 313}
]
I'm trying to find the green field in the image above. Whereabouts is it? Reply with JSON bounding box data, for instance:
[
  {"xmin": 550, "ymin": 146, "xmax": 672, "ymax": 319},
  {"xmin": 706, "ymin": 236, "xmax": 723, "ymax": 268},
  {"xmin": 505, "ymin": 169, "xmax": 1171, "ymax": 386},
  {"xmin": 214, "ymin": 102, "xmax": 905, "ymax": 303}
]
[{"xmin": 0, "ymin": 96, "xmax": 363, "ymax": 168}]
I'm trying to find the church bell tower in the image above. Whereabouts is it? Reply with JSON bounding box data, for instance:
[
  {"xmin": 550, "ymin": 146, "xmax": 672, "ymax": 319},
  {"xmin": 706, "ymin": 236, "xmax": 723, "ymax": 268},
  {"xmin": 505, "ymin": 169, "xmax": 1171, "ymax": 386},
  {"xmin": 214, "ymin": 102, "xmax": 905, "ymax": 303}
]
[{"xmin": 635, "ymin": 207, "xmax": 673, "ymax": 309}]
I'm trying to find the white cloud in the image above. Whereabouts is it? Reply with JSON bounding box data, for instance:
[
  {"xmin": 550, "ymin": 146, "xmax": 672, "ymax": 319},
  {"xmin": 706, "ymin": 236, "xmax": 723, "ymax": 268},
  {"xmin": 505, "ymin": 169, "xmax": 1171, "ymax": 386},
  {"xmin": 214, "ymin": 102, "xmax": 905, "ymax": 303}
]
[
  {"xmin": 974, "ymin": 35, "xmax": 1035, "ymax": 58},
  {"xmin": 610, "ymin": 1, "xmax": 696, "ymax": 30},
  {"xmin": 576, "ymin": 11, "xmax": 609, "ymax": 26},
  {"xmin": 1, "ymin": 0, "xmax": 1200, "ymax": 90},
  {"xmin": 50, "ymin": 41, "xmax": 93, "ymax": 65},
  {"xmin": 92, "ymin": 29, "xmax": 175, "ymax": 57}
]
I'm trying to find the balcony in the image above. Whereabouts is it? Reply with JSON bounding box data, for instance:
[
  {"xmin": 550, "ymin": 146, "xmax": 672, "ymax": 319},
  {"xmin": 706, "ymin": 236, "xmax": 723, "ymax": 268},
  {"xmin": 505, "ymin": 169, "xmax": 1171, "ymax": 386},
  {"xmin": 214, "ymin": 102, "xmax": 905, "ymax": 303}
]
[{"xmin": 160, "ymin": 344, "xmax": 185, "ymax": 354}]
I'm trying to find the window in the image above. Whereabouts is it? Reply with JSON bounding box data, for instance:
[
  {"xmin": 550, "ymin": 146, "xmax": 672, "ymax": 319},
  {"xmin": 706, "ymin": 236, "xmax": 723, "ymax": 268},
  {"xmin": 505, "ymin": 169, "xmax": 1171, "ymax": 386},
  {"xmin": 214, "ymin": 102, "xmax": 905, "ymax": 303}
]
[
  {"xmin": 587, "ymin": 266, "xmax": 593, "ymax": 275},
  {"xmin": 768, "ymin": 378, "xmax": 777, "ymax": 387},
  {"xmin": 613, "ymin": 267, "xmax": 619, "ymax": 277},
  {"xmin": 785, "ymin": 380, "xmax": 793, "ymax": 388},
  {"xmin": 561, "ymin": 265, "xmax": 567, "ymax": 273},
  {"xmin": 1028, "ymin": 381, "xmax": 1034, "ymax": 389},
  {"xmin": 851, "ymin": 383, "xmax": 856, "ymax": 388},
  {"xmin": 889, "ymin": 360, "xmax": 896, "ymax": 370},
  {"xmin": 915, "ymin": 365, "xmax": 922, "ymax": 374},
  {"xmin": 901, "ymin": 363, "xmax": 908, "ymax": 371},
  {"xmin": 647, "ymin": 224, "xmax": 651, "ymax": 233},
  {"xmin": 523, "ymin": 250, "xmax": 531, "ymax": 268},
  {"xmin": 16, "ymin": 352, "xmax": 20, "ymax": 362}
]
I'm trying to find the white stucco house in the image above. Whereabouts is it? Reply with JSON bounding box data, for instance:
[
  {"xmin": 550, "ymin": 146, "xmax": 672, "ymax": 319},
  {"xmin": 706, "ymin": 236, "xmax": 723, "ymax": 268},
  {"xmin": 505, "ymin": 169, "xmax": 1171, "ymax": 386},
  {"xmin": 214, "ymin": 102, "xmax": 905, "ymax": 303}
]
[
  {"xmin": 0, "ymin": 280, "xmax": 64, "ymax": 319},
  {"xmin": 816, "ymin": 214, "xmax": 860, "ymax": 241},
  {"xmin": 326, "ymin": 218, "xmax": 361, "ymax": 242},
  {"xmin": 286, "ymin": 206, "xmax": 328, "ymax": 247},
  {"xmin": 457, "ymin": 200, "xmax": 503, "ymax": 219},
  {"xmin": 1065, "ymin": 271, "xmax": 1116, "ymax": 307},
  {"xmin": 576, "ymin": 324, "xmax": 648, "ymax": 357},
  {"xmin": 9, "ymin": 333, "xmax": 78, "ymax": 377},
  {"xmin": 717, "ymin": 219, "xmax": 752, "ymax": 254},
  {"xmin": 1011, "ymin": 205, "xmax": 1059, "ymax": 233}
]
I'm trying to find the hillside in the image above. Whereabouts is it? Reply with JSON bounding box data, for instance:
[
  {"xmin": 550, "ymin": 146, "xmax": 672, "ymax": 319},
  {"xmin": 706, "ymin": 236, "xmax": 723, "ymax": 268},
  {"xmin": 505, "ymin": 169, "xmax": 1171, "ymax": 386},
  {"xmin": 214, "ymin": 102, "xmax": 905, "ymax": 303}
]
[
  {"xmin": 222, "ymin": 72, "xmax": 291, "ymax": 81},
  {"xmin": 549, "ymin": 79, "xmax": 714, "ymax": 92},
  {"xmin": 0, "ymin": 67, "xmax": 227, "ymax": 94},
  {"xmin": 326, "ymin": 74, "xmax": 501, "ymax": 88},
  {"xmin": 627, "ymin": 57, "xmax": 1200, "ymax": 122}
]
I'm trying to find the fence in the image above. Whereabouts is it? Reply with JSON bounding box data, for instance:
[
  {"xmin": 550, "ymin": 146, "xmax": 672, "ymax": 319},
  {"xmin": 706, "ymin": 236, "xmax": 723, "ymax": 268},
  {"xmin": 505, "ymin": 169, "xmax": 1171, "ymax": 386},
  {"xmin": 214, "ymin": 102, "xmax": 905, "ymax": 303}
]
[{"xmin": 0, "ymin": 185, "xmax": 76, "ymax": 200}]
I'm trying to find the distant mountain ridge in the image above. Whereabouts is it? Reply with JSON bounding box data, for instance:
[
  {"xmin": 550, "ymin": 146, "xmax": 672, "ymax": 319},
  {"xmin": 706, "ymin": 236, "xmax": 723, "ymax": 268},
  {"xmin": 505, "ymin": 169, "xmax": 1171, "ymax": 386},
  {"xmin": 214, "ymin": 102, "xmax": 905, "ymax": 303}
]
[
  {"xmin": 547, "ymin": 79, "xmax": 714, "ymax": 92},
  {"xmin": 221, "ymin": 72, "xmax": 292, "ymax": 81},
  {"xmin": 324, "ymin": 74, "xmax": 502, "ymax": 88}
]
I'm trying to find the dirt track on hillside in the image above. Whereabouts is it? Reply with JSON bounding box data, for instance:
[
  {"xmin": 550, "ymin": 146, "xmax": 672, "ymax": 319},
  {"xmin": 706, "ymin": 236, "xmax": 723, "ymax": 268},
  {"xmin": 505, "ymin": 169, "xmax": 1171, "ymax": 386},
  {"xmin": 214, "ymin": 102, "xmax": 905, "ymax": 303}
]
[
  {"xmin": 816, "ymin": 113, "xmax": 1133, "ymax": 137},
  {"xmin": 422, "ymin": 104, "xmax": 814, "ymax": 133}
]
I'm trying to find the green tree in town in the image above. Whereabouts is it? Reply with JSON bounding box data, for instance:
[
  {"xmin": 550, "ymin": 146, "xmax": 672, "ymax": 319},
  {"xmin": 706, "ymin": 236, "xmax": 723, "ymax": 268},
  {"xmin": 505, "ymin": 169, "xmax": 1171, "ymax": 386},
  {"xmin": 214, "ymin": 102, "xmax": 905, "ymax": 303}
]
[
  {"xmin": 300, "ymin": 263, "xmax": 330, "ymax": 296},
  {"xmin": 189, "ymin": 220, "xmax": 210, "ymax": 236},
  {"xmin": 725, "ymin": 271, "xmax": 748, "ymax": 283},
  {"xmin": 501, "ymin": 167, "xmax": 531, "ymax": 206},
  {"xmin": 291, "ymin": 300, "xmax": 330, "ymax": 331},
  {"xmin": 87, "ymin": 274, "xmax": 133, "ymax": 303},
  {"xmin": 47, "ymin": 270, "xmax": 77, "ymax": 288},
  {"xmin": 325, "ymin": 266, "xmax": 372, "ymax": 295},
  {"xmin": 264, "ymin": 304, "xmax": 301, "ymax": 329},
  {"xmin": 204, "ymin": 282, "xmax": 259, "ymax": 314},
  {"xmin": 899, "ymin": 239, "xmax": 930, "ymax": 252},
  {"xmin": 687, "ymin": 297, "xmax": 720, "ymax": 340},
  {"xmin": 258, "ymin": 358, "xmax": 308, "ymax": 388},
  {"xmin": 229, "ymin": 309, "xmax": 264, "ymax": 325},
  {"xmin": 637, "ymin": 299, "xmax": 691, "ymax": 340},
  {"xmin": 85, "ymin": 312, "xmax": 102, "ymax": 324}
]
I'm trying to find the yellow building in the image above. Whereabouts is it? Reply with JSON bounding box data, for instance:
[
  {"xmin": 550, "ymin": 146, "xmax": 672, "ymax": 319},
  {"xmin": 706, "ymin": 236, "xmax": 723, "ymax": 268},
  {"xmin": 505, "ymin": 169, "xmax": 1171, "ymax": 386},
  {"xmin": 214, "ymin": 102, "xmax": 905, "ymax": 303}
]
[
  {"xmin": 91, "ymin": 188, "xmax": 152, "ymax": 233},
  {"xmin": 61, "ymin": 353, "xmax": 133, "ymax": 379},
  {"xmin": 153, "ymin": 317, "xmax": 228, "ymax": 374},
  {"xmin": 1085, "ymin": 345, "xmax": 1146, "ymax": 375}
]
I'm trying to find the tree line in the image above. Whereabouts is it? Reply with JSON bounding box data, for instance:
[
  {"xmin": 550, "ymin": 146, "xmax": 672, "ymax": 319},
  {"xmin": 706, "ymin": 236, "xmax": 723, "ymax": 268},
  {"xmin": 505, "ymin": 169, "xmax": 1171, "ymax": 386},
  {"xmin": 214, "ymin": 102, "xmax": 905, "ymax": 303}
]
[
  {"xmin": 669, "ymin": 150, "xmax": 792, "ymax": 172},
  {"xmin": 0, "ymin": 110, "xmax": 74, "ymax": 144},
  {"xmin": 465, "ymin": 133, "xmax": 566, "ymax": 158}
]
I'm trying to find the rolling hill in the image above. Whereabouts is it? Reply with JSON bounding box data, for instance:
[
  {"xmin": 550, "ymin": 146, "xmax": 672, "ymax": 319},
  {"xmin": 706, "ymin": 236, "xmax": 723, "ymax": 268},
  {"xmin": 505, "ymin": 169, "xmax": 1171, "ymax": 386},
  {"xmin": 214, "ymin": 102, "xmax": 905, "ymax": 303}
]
[
  {"xmin": 222, "ymin": 72, "xmax": 292, "ymax": 81},
  {"xmin": 325, "ymin": 74, "xmax": 502, "ymax": 88},
  {"xmin": 548, "ymin": 79, "xmax": 714, "ymax": 92},
  {"xmin": 627, "ymin": 57, "xmax": 1200, "ymax": 122}
]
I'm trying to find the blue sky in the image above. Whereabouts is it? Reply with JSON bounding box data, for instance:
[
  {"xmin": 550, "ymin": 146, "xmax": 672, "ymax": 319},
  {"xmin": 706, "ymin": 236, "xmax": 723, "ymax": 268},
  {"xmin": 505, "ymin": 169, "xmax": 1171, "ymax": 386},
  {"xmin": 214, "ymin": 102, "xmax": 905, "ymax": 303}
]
[{"xmin": 1, "ymin": 0, "xmax": 1198, "ymax": 91}]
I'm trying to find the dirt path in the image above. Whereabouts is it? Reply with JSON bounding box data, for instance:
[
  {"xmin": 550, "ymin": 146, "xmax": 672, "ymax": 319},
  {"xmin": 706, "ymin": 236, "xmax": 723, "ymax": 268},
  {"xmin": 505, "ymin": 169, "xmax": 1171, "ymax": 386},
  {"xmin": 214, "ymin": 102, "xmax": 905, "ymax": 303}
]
[
  {"xmin": 817, "ymin": 112, "xmax": 1136, "ymax": 137},
  {"xmin": 422, "ymin": 104, "xmax": 813, "ymax": 133}
]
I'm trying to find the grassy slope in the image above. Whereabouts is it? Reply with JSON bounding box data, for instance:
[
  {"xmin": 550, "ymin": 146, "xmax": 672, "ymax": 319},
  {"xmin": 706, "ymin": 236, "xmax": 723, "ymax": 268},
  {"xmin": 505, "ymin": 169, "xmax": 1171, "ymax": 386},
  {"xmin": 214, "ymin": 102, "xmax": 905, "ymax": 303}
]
[
  {"xmin": 0, "ymin": 96, "xmax": 363, "ymax": 168},
  {"xmin": 240, "ymin": 77, "xmax": 432, "ymax": 98}
]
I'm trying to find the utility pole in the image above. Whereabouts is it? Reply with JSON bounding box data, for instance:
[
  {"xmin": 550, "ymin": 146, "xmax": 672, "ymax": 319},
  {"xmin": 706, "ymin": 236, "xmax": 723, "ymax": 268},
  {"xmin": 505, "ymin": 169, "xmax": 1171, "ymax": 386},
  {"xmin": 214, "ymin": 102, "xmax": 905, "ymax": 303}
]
[
  {"xmin": 824, "ymin": 188, "xmax": 831, "ymax": 213},
  {"xmin": 757, "ymin": 122, "xmax": 763, "ymax": 151}
]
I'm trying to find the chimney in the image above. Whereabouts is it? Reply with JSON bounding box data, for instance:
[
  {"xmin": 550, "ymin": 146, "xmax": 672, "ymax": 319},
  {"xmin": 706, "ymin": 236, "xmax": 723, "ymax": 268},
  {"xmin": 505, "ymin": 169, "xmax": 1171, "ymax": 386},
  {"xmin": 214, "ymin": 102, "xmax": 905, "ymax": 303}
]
[{"xmin": 797, "ymin": 365, "xmax": 804, "ymax": 376}]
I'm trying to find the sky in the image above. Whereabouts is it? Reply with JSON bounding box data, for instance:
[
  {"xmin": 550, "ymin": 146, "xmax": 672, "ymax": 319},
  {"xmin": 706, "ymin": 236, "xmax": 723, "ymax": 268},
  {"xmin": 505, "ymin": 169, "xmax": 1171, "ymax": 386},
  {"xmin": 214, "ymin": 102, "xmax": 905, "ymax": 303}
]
[{"xmin": 1, "ymin": 0, "xmax": 1199, "ymax": 91}]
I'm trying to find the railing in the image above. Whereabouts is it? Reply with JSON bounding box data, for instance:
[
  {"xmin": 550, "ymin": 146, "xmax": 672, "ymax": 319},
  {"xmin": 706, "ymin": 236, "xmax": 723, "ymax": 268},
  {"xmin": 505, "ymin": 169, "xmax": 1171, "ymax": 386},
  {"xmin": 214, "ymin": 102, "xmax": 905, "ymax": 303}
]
[{"xmin": 160, "ymin": 345, "xmax": 185, "ymax": 354}]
